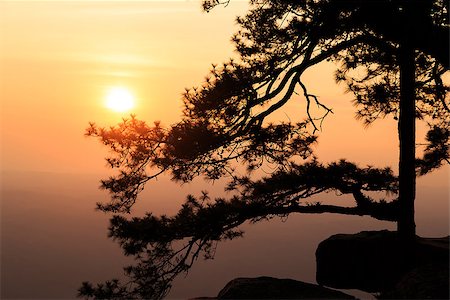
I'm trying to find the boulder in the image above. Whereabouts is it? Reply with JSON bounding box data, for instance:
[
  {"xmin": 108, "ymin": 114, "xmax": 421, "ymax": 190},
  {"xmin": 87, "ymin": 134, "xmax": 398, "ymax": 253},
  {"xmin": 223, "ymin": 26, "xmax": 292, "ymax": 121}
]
[
  {"xmin": 216, "ymin": 276, "xmax": 355, "ymax": 299},
  {"xmin": 379, "ymin": 263, "xmax": 449, "ymax": 299},
  {"xmin": 316, "ymin": 230, "xmax": 449, "ymax": 294}
]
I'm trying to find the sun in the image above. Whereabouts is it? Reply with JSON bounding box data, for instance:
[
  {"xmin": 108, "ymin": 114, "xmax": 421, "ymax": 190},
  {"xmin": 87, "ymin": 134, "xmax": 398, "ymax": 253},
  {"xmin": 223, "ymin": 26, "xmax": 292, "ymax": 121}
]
[{"xmin": 105, "ymin": 87, "xmax": 135, "ymax": 112}]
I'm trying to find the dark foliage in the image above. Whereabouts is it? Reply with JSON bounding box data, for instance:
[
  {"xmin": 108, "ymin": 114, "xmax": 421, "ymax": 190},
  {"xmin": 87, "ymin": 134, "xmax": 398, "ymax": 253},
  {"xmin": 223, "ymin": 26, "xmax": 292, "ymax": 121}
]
[{"xmin": 79, "ymin": 0, "xmax": 449, "ymax": 299}]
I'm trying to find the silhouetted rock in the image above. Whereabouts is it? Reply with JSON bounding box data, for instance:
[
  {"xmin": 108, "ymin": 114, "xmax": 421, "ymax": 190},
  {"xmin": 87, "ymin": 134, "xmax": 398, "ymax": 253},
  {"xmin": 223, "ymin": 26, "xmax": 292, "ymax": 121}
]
[
  {"xmin": 316, "ymin": 230, "xmax": 449, "ymax": 296},
  {"xmin": 380, "ymin": 263, "xmax": 449, "ymax": 299},
  {"xmin": 316, "ymin": 230, "xmax": 406, "ymax": 292},
  {"xmin": 216, "ymin": 276, "xmax": 355, "ymax": 299}
]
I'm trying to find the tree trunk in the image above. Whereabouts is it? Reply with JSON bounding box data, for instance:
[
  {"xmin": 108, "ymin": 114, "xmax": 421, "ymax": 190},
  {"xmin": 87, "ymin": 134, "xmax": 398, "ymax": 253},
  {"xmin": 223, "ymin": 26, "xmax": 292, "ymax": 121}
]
[{"xmin": 397, "ymin": 21, "xmax": 416, "ymax": 240}]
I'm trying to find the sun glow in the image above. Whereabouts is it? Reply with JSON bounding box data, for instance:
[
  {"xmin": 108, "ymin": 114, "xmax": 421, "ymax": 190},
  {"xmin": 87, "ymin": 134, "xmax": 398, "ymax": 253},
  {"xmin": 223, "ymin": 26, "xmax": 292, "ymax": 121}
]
[{"xmin": 105, "ymin": 87, "xmax": 135, "ymax": 112}]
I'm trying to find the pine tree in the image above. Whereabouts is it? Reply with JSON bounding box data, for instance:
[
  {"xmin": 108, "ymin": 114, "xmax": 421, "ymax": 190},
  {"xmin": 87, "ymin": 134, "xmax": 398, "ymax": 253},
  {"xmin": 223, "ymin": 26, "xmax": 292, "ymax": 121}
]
[{"xmin": 80, "ymin": 1, "xmax": 449, "ymax": 299}]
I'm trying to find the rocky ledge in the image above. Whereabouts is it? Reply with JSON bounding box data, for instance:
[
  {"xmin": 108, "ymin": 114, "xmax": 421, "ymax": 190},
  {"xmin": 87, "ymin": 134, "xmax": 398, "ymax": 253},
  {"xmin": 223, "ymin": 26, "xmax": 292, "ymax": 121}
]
[
  {"xmin": 193, "ymin": 231, "xmax": 449, "ymax": 299},
  {"xmin": 191, "ymin": 276, "xmax": 355, "ymax": 299},
  {"xmin": 316, "ymin": 230, "xmax": 449, "ymax": 299}
]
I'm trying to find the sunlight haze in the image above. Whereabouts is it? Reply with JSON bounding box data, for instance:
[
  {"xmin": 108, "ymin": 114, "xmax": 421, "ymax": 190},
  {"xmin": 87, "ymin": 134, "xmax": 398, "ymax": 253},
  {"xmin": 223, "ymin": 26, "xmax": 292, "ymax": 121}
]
[
  {"xmin": 105, "ymin": 86, "xmax": 135, "ymax": 112},
  {"xmin": 1, "ymin": 1, "xmax": 247, "ymax": 173}
]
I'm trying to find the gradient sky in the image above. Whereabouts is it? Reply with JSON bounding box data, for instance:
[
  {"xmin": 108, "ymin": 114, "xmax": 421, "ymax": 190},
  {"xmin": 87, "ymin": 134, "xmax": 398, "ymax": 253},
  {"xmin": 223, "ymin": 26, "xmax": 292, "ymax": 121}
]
[
  {"xmin": 1, "ymin": 1, "xmax": 248, "ymax": 174},
  {"xmin": 1, "ymin": 0, "xmax": 419, "ymax": 174},
  {"xmin": 1, "ymin": 0, "xmax": 448, "ymax": 217}
]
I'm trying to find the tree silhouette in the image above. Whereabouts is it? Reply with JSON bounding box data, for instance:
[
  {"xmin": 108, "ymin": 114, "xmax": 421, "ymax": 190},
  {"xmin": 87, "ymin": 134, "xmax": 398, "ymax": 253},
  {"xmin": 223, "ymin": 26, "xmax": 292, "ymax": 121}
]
[{"xmin": 79, "ymin": 0, "xmax": 449, "ymax": 299}]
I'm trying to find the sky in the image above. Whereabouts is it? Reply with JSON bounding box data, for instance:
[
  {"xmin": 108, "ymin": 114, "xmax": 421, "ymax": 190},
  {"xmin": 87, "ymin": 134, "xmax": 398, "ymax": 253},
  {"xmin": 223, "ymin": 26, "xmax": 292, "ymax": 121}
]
[
  {"xmin": 1, "ymin": 0, "xmax": 448, "ymax": 237},
  {"xmin": 0, "ymin": 1, "xmax": 448, "ymax": 298},
  {"xmin": 1, "ymin": 1, "xmax": 248, "ymax": 174},
  {"xmin": 0, "ymin": 0, "xmax": 423, "ymax": 175}
]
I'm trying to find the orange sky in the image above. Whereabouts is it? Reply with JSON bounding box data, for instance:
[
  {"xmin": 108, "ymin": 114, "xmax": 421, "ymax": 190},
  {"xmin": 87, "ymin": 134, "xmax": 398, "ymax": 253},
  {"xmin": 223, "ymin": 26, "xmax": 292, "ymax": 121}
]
[
  {"xmin": 1, "ymin": 1, "xmax": 246, "ymax": 173},
  {"xmin": 0, "ymin": 1, "xmax": 448, "ymax": 186}
]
